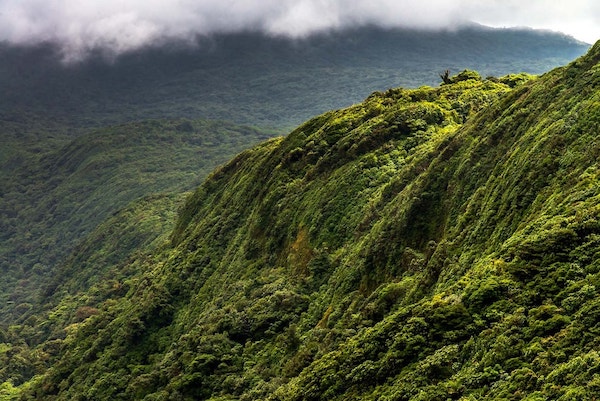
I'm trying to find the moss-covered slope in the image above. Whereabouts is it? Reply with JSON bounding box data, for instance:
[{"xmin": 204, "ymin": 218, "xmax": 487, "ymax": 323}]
[{"xmin": 15, "ymin": 43, "xmax": 600, "ymax": 400}]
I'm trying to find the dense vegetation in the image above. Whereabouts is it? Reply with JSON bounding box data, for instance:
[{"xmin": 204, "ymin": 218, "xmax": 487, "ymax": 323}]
[
  {"xmin": 0, "ymin": 25, "xmax": 588, "ymax": 131},
  {"xmin": 1, "ymin": 25, "xmax": 586, "ymax": 330},
  {"xmin": 0, "ymin": 25, "xmax": 588, "ymax": 308},
  {"xmin": 0, "ymin": 26, "xmax": 587, "ymax": 332},
  {"xmin": 0, "ymin": 192, "xmax": 186, "ymax": 397},
  {"xmin": 0, "ymin": 119, "xmax": 272, "ymax": 323},
  {"xmin": 2, "ymin": 40, "xmax": 599, "ymax": 400}
]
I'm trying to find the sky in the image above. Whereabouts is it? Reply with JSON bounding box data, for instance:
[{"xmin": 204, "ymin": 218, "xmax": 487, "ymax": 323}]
[{"xmin": 0, "ymin": 0, "xmax": 598, "ymax": 60}]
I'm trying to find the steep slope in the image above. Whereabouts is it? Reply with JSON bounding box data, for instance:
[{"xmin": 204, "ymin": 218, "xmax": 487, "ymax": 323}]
[{"xmin": 14, "ymin": 43, "xmax": 600, "ymax": 400}]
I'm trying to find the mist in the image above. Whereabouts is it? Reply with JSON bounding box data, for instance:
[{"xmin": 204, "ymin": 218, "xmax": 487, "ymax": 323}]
[{"xmin": 0, "ymin": 0, "xmax": 597, "ymax": 61}]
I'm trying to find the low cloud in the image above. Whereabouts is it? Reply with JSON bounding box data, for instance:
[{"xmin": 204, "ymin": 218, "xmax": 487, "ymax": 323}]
[{"xmin": 0, "ymin": 0, "xmax": 597, "ymax": 61}]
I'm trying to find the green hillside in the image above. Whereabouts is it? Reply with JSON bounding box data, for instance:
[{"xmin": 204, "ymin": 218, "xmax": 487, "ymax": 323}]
[
  {"xmin": 0, "ymin": 119, "xmax": 273, "ymax": 324},
  {"xmin": 0, "ymin": 25, "xmax": 588, "ymax": 343},
  {"xmin": 0, "ymin": 192, "xmax": 186, "ymax": 396},
  {"xmin": 3, "ymin": 41, "xmax": 599, "ymax": 400}
]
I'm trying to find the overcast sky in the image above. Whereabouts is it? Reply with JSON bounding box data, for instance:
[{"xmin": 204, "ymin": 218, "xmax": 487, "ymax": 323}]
[{"xmin": 0, "ymin": 0, "xmax": 598, "ymax": 60}]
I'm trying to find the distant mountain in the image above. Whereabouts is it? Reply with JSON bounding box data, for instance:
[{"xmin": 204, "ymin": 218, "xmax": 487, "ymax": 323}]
[
  {"xmin": 0, "ymin": 25, "xmax": 589, "ymax": 131},
  {"xmin": 4, "ymin": 40, "xmax": 600, "ymax": 400}
]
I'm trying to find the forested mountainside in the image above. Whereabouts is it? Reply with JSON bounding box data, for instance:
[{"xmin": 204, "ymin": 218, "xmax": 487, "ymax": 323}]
[
  {"xmin": 0, "ymin": 119, "xmax": 272, "ymax": 323},
  {"xmin": 3, "ymin": 41, "xmax": 600, "ymax": 400},
  {"xmin": 0, "ymin": 25, "xmax": 588, "ymax": 131},
  {"xmin": 0, "ymin": 24, "xmax": 587, "ymax": 335},
  {"xmin": 1, "ymin": 24, "xmax": 585, "ymax": 329}
]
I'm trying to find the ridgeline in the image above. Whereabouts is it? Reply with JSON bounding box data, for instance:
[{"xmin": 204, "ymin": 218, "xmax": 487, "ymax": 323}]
[{"xmin": 3, "ymin": 41, "xmax": 600, "ymax": 400}]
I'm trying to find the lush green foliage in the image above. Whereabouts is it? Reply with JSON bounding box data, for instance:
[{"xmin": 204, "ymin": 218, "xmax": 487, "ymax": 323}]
[
  {"xmin": 0, "ymin": 192, "xmax": 185, "ymax": 393},
  {"xmin": 2, "ymin": 37, "xmax": 600, "ymax": 401}
]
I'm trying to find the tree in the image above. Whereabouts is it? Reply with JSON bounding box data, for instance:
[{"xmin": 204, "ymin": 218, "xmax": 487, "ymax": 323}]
[{"xmin": 440, "ymin": 70, "xmax": 452, "ymax": 84}]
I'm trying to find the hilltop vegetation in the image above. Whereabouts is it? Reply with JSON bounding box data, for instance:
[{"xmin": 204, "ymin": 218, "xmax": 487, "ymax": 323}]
[{"xmin": 2, "ymin": 40, "xmax": 600, "ymax": 400}]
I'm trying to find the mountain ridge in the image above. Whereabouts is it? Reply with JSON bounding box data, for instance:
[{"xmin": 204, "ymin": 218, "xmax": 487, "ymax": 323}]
[
  {"xmin": 8, "ymin": 40, "xmax": 600, "ymax": 398},
  {"xmin": 2, "ymin": 37, "xmax": 600, "ymax": 401}
]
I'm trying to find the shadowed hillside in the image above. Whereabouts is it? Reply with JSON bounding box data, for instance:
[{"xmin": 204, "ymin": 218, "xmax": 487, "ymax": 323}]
[{"xmin": 0, "ymin": 119, "xmax": 272, "ymax": 323}]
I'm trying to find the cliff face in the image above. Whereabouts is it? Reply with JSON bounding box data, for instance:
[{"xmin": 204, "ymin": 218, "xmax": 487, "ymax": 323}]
[{"xmin": 17, "ymin": 43, "xmax": 600, "ymax": 400}]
